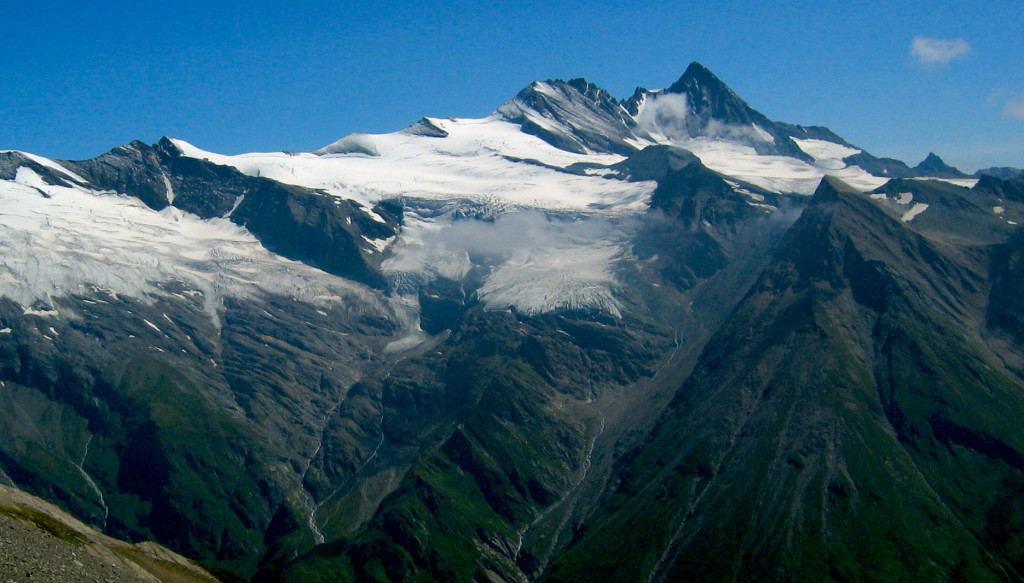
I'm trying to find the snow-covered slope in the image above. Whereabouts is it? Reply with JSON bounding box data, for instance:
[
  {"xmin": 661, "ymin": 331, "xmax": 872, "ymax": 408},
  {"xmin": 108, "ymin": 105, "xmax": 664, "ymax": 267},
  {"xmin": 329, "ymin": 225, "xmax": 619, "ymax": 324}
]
[
  {"xmin": 174, "ymin": 117, "xmax": 652, "ymax": 214},
  {"xmin": 667, "ymin": 135, "xmax": 888, "ymax": 194},
  {"xmin": 172, "ymin": 116, "xmax": 659, "ymax": 317},
  {"xmin": 2, "ymin": 62, "xmax": 986, "ymax": 323},
  {"xmin": 0, "ymin": 164, "xmax": 386, "ymax": 324}
]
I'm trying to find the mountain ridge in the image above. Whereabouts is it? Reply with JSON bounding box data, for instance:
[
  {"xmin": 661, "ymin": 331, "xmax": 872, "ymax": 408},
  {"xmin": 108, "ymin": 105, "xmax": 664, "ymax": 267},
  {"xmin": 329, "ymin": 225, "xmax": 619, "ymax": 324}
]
[{"xmin": 0, "ymin": 61, "xmax": 1022, "ymax": 582}]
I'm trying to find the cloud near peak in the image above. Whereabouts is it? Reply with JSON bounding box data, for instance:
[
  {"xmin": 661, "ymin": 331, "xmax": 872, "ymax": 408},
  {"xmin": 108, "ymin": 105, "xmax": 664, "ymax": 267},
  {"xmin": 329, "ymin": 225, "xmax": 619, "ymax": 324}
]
[
  {"xmin": 911, "ymin": 36, "xmax": 971, "ymax": 67},
  {"xmin": 1006, "ymin": 97, "xmax": 1024, "ymax": 120}
]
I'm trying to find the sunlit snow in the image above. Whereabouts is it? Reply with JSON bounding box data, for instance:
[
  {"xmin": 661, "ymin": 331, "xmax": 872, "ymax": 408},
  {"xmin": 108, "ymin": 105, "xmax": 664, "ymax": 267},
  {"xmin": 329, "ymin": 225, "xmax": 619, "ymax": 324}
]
[
  {"xmin": 792, "ymin": 138, "xmax": 861, "ymax": 170},
  {"xmin": 629, "ymin": 97, "xmax": 885, "ymax": 194},
  {"xmin": 0, "ymin": 172, "xmax": 387, "ymax": 324},
  {"xmin": 4, "ymin": 90, "xmax": 939, "ymax": 323},
  {"xmin": 680, "ymin": 138, "xmax": 886, "ymax": 194},
  {"xmin": 172, "ymin": 117, "xmax": 660, "ymax": 317},
  {"xmin": 173, "ymin": 116, "xmax": 654, "ymax": 214}
]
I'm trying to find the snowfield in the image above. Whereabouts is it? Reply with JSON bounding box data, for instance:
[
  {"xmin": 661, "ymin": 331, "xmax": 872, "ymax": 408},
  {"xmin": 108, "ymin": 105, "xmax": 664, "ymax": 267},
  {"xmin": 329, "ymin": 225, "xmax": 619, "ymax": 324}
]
[
  {"xmin": 173, "ymin": 116, "xmax": 654, "ymax": 214},
  {"xmin": 0, "ymin": 167, "xmax": 387, "ymax": 323}
]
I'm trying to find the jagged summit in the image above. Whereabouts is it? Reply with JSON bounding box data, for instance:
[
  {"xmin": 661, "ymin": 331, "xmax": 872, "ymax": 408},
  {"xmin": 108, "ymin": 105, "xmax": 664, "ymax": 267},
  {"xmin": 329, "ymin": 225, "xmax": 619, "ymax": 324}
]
[
  {"xmin": 914, "ymin": 152, "xmax": 969, "ymax": 178},
  {"xmin": 670, "ymin": 61, "xmax": 724, "ymax": 89},
  {"xmin": 307, "ymin": 63, "xmax": 969, "ymax": 196},
  {"xmin": 495, "ymin": 75, "xmax": 638, "ymax": 156},
  {"xmin": 663, "ymin": 61, "xmax": 764, "ymax": 129}
]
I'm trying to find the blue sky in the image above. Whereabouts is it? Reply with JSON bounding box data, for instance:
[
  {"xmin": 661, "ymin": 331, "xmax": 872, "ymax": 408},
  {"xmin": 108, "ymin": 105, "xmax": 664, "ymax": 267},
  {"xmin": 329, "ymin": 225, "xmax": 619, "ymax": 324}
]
[{"xmin": 2, "ymin": 1, "xmax": 1021, "ymax": 171}]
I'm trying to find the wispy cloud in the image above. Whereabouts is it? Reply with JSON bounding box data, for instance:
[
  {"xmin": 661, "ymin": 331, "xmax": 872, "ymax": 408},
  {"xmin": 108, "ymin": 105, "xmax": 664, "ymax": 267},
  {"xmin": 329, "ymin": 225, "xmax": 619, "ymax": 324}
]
[
  {"xmin": 911, "ymin": 36, "xmax": 971, "ymax": 68},
  {"xmin": 1005, "ymin": 96, "xmax": 1024, "ymax": 120},
  {"xmin": 635, "ymin": 93, "xmax": 691, "ymax": 141}
]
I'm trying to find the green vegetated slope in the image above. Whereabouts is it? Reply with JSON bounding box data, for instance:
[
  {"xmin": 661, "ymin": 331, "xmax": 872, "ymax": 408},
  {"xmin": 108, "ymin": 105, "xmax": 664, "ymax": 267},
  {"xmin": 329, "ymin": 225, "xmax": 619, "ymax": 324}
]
[
  {"xmin": 0, "ymin": 288, "xmax": 396, "ymax": 577},
  {"xmin": 272, "ymin": 307, "xmax": 672, "ymax": 582},
  {"xmin": 545, "ymin": 177, "xmax": 1024, "ymax": 581}
]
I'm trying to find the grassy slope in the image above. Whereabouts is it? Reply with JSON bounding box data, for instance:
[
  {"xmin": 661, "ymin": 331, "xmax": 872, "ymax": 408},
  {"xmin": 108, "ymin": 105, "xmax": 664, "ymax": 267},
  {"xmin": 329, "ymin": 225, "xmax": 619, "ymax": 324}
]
[{"xmin": 545, "ymin": 179, "xmax": 1024, "ymax": 581}]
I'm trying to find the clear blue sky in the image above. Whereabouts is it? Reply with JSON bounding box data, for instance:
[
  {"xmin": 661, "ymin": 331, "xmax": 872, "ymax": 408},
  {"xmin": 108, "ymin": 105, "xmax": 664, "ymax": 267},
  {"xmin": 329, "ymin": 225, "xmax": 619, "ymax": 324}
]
[{"xmin": 2, "ymin": 0, "xmax": 1021, "ymax": 171}]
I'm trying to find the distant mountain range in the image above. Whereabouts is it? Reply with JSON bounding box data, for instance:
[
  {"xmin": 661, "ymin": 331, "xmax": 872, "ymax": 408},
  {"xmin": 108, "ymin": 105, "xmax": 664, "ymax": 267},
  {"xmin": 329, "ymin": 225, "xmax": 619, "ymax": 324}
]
[{"xmin": 0, "ymin": 62, "xmax": 1022, "ymax": 582}]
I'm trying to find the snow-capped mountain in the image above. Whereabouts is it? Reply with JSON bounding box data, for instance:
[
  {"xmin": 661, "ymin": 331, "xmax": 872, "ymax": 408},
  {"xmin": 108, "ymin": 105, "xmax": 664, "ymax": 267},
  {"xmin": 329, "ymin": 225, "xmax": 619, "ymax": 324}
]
[{"xmin": 1, "ymin": 62, "xmax": 1022, "ymax": 582}]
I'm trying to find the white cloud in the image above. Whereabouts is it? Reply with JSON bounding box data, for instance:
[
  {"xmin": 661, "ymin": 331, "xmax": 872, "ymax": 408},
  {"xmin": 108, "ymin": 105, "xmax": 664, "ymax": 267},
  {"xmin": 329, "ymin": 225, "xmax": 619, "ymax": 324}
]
[
  {"xmin": 911, "ymin": 36, "xmax": 971, "ymax": 67},
  {"xmin": 1005, "ymin": 96, "xmax": 1024, "ymax": 120},
  {"xmin": 635, "ymin": 93, "xmax": 691, "ymax": 141}
]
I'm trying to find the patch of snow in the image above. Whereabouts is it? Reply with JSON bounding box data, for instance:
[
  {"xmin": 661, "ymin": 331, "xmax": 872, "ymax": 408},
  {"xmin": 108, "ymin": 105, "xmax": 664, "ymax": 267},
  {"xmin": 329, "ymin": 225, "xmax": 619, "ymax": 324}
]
[
  {"xmin": 161, "ymin": 171, "xmax": 175, "ymax": 204},
  {"xmin": 622, "ymin": 135, "xmax": 657, "ymax": 151},
  {"xmin": 383, "ymin": 209, "xmax": 627, "ymax": 317},
  {"xmin": 869, "ymin": 193, "xmax": 888, "ymax": 200},
  {"xmin": 791, "ymin": 138, "xmax": 860, "ymax": 170},
  {"xmin": 901, "ymin": 203, "xmax": 929, "ymax": 222},
  {"xmin": 383, "ymin": 294, "xmax": 427, "ymax": 353},
  {"xmin": 994, "ymin": 206, "xmax": 1005, "ymax": 215},
  {"xmin": 751, "ymin": 124, "xmax": 775, "ymax": 144},
  {"xmin": 11, "ymin": 152, "xmax": 88, "ymax": 184},
  {"xmin": 531, "ymin": 81, "xmax": 561, "ymax": 99},
  {"xmin": 14, "ymin": 167, "xmax": 47, "ymax": 189},
  {"xmin": 0, "ymin": 328, "xmax": 11, "ymax": 334},
  {"xmin": 225, "ymin": 194, "xmax": 245, "ymax": 217},
  {"xmin": 363, "ymin": 234, "xmax": 394, "ymax": 253},
  {"xmin": 897, "ymin": 192, "xmax": 914, "ymax": 205},
  {"xmin": 143, "ymin": 319, "xmax": 162, "ymax": 333},
  {"xmin": 911, "ymin": 177, "xmax": 979, "ymax": 188},
  {"xmin": 316, "ymin": 133, "xmax": 381, "ymax": 156},
  {"xmin": 382, "ymin": 211, "xmax": 472, "ymax": 288}
]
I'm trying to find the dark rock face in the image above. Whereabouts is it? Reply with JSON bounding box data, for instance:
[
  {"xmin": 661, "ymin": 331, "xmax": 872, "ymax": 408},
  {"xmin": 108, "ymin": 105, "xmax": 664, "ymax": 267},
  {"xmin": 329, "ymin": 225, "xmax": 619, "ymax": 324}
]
[
  {"xmin": 544, "ymin": 178, "xmax": 1024, "ymax": 582},
  {"xmin": 497, "ymin": 78, "xmax": 640, "ymax": 156},
  {"xmin": 841, "ymin": 151, "xmax": 917, "ymax": 178},
  {"xmin": 976, "ymin": 166, "xmax": 1024, "ymax": 180},
  {"xmin": 403, "ymin": 118, "xmax": 450, "ymax": 138},
  {"xmin": 0, "ymin": 151, "xmax": 86, "ymax": 189},
  {"xmin": 914, "ymin": 152, "xmax": 969, "ymax": 178},
  {"xmin": 499, "ymin": 61, "xmax": 930, "ymax": 180},
  {"xmin": 989, "ymin": 230, "xmax": 1024, "ymax": 347},
  {"xmin": 609, "ymin": 144, "xmax": 702, "ymax": 182},
  {"xmin": 975, "ymin": 173, "xmax": 1024, "ymax": 204},
  {"xmin": 654, "ymin": 62, "xmax": 810, "ymax": 159}
]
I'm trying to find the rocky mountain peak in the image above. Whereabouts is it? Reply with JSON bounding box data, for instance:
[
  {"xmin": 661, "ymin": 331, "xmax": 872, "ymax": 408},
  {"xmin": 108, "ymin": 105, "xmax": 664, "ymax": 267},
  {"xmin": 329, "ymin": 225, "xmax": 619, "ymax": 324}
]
[
  {"xmin": 914, "ymin": 152, "xmax": 968, "ymax": 178},
  {"xmin": 663, "ymin": 61, "xmax": 764, "ymax": 129}
]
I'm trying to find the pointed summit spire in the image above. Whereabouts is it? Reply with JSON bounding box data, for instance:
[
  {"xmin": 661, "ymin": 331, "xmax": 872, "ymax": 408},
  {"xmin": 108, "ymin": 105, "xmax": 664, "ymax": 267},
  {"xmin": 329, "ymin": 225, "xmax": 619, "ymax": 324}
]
[
  {"xmin": 914, "ymin": 152, "xmax": 968, "ymax": 178},
  {"xmin": 667, "ymin": 62, "xmax": 730, "ymax": 94},
  {"xmin": 663, "ymin": 62, "xmax": 761, "ymax": 129}
]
